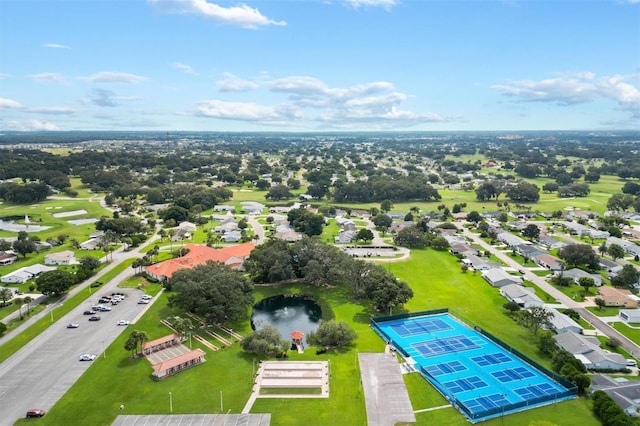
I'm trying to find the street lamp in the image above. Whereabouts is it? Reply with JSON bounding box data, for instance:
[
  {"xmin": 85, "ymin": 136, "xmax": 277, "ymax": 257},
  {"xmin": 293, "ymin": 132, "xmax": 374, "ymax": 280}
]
[{"xmin": 169, "ymin": 391, "xmax": 173, "ymax": 413}]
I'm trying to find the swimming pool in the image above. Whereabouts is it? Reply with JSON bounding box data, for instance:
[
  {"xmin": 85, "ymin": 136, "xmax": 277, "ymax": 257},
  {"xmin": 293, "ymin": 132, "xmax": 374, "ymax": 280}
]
[{"xmin": 372, "ymin": 312, "xmax": 576, "ymax": 422}]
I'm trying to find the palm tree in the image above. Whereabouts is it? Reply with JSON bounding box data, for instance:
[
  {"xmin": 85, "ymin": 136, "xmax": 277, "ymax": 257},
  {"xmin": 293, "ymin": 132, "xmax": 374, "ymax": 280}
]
[
  {"xmin": 14, "ymin": 298, "xmax": 24, "ymax": 320},
  {"xmin": 23, "ymin": 296, "xmax": 33, "ymax": 316},
  {"xmin": 0, "ymin": 288, "xmax": 12, "ymax": 307}
]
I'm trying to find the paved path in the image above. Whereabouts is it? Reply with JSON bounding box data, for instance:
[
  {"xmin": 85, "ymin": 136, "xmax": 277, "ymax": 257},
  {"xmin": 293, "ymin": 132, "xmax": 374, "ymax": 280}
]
[{"xmin": 458, "ymin": 224, "xmax": 640, "ymax": 358}]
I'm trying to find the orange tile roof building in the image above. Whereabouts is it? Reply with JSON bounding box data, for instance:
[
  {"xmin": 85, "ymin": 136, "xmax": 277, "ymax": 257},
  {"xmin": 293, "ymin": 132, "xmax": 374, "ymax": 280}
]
[{"xmin": 144, "ymin": 243, "xmax": 254, "ymax": 282}]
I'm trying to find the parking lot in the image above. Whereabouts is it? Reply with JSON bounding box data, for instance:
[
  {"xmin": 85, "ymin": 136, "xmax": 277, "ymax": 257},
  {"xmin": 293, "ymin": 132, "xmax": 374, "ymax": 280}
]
[{"xmin": 0, "ymin": 289, "xmax": 153, "ymax": 424}]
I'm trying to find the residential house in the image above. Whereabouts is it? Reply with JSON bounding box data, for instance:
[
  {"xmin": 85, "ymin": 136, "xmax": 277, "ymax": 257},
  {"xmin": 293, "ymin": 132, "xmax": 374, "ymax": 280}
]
[
  {"xmin": 538, "ymin": 236, "xmax": 566, "ymax": 250},
  {"xmin": 554, "ymin": 331, "xmax": 627, "ymax": 371},
  {"xmin": 450, "ymin": 242, "xmax": 476, "ymax": 257},
  {"xmin": 481, "ymin": 268, "xmax": 523, "ymax": 288},
  {"xmin": 389, "ymin": 221, "xmax": 415, "ymax": 233},
  {"xmin": 619, "ymin": 310, "xmax": 640, "ymax": 323},
  {"xmin": 145, "ymin": 243, "xmax": 255, "ymax": 281},
  {"xmin": 214, "ymin": 220, "xmax": 238, "ymax": 235},
  {"xmin": 79, "ymin": 237, "xmax": 102, "ymax": 250},
  {"xmin": 34, "ymin": 241, "xmax": 52, "ymax": 252},
  {"xmin": 275, "ymin": 230, "xmax": 303, "ymax": 242},
  {"xmin": 516, "ymin": 244, "xmax": 545, "ymax": 259},
  {"xmin": 599, "ymin": 258, "xmax": 624, "ymax": 275},
  {"xmin": 0, "ymin": 252, "xmax": 17, "ymax": 266},
  {"xmin": 607, "ymin": 236, "xmax": 640, "ymax": 258},
  {"xmin": 597, "ymin": 287, "xmax": 638, "ymax": 309},
  {"xmin": 240, "ymin": 201, "xmax": 265, "ymax": 215},
  {"xmin": 213, "ymin": 205, "xmax": 235, "ymax": 212},
  {"xmin": 559, "ymin": 268, "xmax": 603, "ymax": 287},
  {"xmin": 461, "ymin": 255, "xmax": 501, "ymax": 271},
  {"xmin": 178, "ymin": 221, "xmax": 197, "ymax": 232},
  {"xmin": 44, "ymin": 250, "xmax": 76, "ymax": 266},
  {"xmin": 221, "ymin": 230, "xmax": 242, "ymax": 243},
  {"xmin": 590, "ymin": 375, "xmax": 640, "ymax": 417},
  {"xmin": 335, "ymin": 229, "xmax": 356, "ymax": 244},
  {"xmin": 499, "ymin": 284, "xmax": 544, "ymax": 308},
  {"xmin": 547, "ymin": 308, "xmax": 584, "ymax": 334},
  {"xmin": 533, "ymin": 253, "xmax": 563, "ymax": 271},
  {"xmin": 496, "ymin": 232, "xmax": 527, "ymax": 248},
  {"xmin": 1, "ymin": 264, "xmax": 56, "ymax": 284},
  {"xmin": 170, "ymin": 228, "xmax": 190, "ymax": 242}
]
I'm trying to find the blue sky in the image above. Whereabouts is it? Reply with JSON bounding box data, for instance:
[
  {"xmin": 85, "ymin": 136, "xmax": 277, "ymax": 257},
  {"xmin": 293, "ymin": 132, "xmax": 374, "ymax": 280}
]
[{"xmin": 1, "ymin": 0, "xmax": 639, "ymax": 131}]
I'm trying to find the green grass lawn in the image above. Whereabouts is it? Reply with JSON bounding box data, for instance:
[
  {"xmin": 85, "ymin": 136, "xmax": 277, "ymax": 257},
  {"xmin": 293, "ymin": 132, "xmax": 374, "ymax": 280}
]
[
  {"xmin": 585, "ymin": 306, "xmax": 621, "ymax": 317},
  {"xmin": 613, "ymin": 322, "xmax": 640, "ymax": 346}
]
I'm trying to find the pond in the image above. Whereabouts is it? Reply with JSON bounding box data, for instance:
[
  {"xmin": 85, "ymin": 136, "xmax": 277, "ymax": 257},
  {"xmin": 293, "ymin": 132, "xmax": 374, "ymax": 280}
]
[
  {"xmin": 0, "ymin": 220, "xmax": 51, "ymax": 232},
  {"xmin": 251, "ymin": 294, "xmax": 322, "ymax": 345}
]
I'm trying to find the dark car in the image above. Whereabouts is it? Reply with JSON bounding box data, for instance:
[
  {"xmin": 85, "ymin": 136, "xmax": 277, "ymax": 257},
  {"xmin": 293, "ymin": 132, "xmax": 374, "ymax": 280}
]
[
  {"xmin": 26, "ymin": 409, "xmax": 46, "ymax": 418},
  {"xmin": 83, "ymin": 310, "xmax": 96, "ymax": 315},
  {"xmin": 88, "ymin": 315, "xmax": 101, "ymax": 321}
]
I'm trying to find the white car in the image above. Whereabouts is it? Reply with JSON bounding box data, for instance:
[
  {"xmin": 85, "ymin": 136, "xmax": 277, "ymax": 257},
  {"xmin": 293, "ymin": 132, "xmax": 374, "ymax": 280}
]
[
  {"xmin": 67, "ymin": 323, "xmax": 80, "ymax": 329},
  {"xmin": 116, "ymin": 320, "xmax": 130, "ymax": 326},
  {"xmin": 79, "ymin": 354, "xmax": 96, "ymax": 361},
  {"xmin": 137, "ymin": 299, "xmax": 149, "ymax": 304},
  {"xmin": 98, "ymin": 306, "xmax": 112, "ymax": 312}
]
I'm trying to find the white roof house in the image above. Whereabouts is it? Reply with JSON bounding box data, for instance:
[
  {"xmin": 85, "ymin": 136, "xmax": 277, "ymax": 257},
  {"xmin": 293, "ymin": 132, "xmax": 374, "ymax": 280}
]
[
  {"xmin": 496, "ymin": 232, "xmax": 527, "ymax": 247},
  {"xmin": 547, "ymin": 307, "xmax": 584, "ymax": 334},
  {"xmin": 560, "ymin": 268, "xmax": 603, "ymax": 287},
  {"xmin": 619, "ymin": 310, "xmax": 640, "ymax": 323},
  {"xmin": 240, "ymin": 201, "xmax": 265, "ymax": 214},
  {"xmin": 178, "ymin": 221, "xmax": 197, "ymax": 232},
  {"xmin": 1, "ymin": 264, "xmax": 56, "ymax": 283},
  {"xmin": 499, "ymin": 284, "xmax": 544, "ymax": 308},
  {"xmin": 481, "ymin": 268, "xmax": 523, "ymax": 288},
  {"xmin": 44, "ymin": 250, "xmax": 76, "ymax": 265},
  {"xmin": 554, "ymin": 331, "xmax": 626, "ymax": 371}
]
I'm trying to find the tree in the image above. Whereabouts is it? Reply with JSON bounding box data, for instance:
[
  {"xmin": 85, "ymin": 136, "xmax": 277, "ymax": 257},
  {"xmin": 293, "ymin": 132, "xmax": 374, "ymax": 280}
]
[
  {"xmin": 355, "ymin": 228, "xmax": 374, "ymax": 243},
  {"xmin": 371, "ymin": 214, "xmax": 392, "ymax": 232},
  {"xmin": 380, "ymin": 199, "xmax": 393, "ymax": 213},
  {"xmin": 516, "ymin": 306, "xmax": 553, "ymax": 335},
  {"xmin": 430, "ymin": 236, "xmax": 450, "ymax": 251},
  {"xmin": 537, "ymin": 332, "xmax": 557, "ymax": 356},
  {"xmin": 598, "ymin": 242, "xmax": 608, "ymax": 256},
  {"xmin": 607, "ymin": 244, "xmax": 625, "ymax": 261},
  {"xmin": 594, "ymin": 297, "xmax": 606, "ymax": 311},
  {"xmin": 287, "ymin": 208, "xmax": 325, "ymax": 237},
  {"xmin": 607, "ymin": 193, "xmax": 635, "ymax": 211},
  {"xmin": 265, "ymin": 185, "xmax": 294, "ymax": 201},
  {"xmin": 466, "ymin": 211, "xmax": 482, "ymax": 224},
  {"xmin": 522, "ymin": 224, "xmax": 540, "ymax": 240},
  {"xmin": 506, "ymin": 182, "xmax": 540, "ymax": 203},
  {"xmin": 503, "ymin": 301, "xmax": 520, "ymax": 314},
  {"xmin": 577, "ymin": 276, "xmax": 595, "ymax": 294},
  {"xmin": 241, "ymin": 326, "xmax": 289, "ymax": 357},
  {"xmin": 36, "ymin": 270, "xmax": 76, "ymax": 296},
  {"xmin": 0, "ymin": 287, "xmax": 12, "ymax": 307},
  {"xmin": 79, "ymin": 255, "xmax": 102, "ymax": 271},
  {"xmin": 124, "ymin": 330, "xmax": 149, "ymax": 357},
  {"xmin": 23, "ymin": 296, "xmax": 33, "ymax": 316},
  {"xmin": 172, "ymin": 317, "xmax": 194, "ymax": 340},
  {"xmin": 307, "ymin": 321, "xmax": 357, "ymax": 349},
  {"xmin": 168, "ymin": 262, "xmax": 254, "ymax": 324},
  {"xmin": 12, "ymin": 238, "xmax": 36, "ymax": 258},
  {"xmin": 558, "ymin": 244, "xmax": 599, "ymax": 270},
  {"xmin": 542, "ymin": 182, "xmax": 559, "ymax": 193},
  {"xmin": 611, "ymin": 264, "xmax": 640, "ymax": 289},
  {"xmin": 255, "ymin": 179, "xmax": 270, "ymax": 190},
  {"xmin": 393, "ymin": 226, "xmax": 428, "ymax": 249}
]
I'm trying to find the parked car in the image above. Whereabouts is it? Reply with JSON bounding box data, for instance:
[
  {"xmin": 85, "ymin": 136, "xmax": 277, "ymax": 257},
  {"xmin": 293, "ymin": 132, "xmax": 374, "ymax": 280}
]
[
  {"xmin": 67, "ymin": 323, "xmax": 80, "ymax": 329},
  {"xmin": 83, "ymin": 310, "xmax": 96, "ymax": 315},
  {"xmin": 141, "ymin": 295, "xmax": 152, "ymax": 300},
  {"xmin": 88, "ymin": 315, "xmax": 101, "ymax": 321},
  {"xmin": 98, "ymin": 306, "xmax": 112, "ymax": 312},
  {"xmin": 26, "ymin": 409, "xmax": 46, "ymax": 418},
  {"xmin": 79, "ymin": 354, "xmax": 96, "ymax": 361},
  {"xmin": 137, "ymin": 299, "xmax": 149, "ymax": 304},
  {"xmin": 116, "ymin": 320, "xmax": 130, "ymax": 326}
]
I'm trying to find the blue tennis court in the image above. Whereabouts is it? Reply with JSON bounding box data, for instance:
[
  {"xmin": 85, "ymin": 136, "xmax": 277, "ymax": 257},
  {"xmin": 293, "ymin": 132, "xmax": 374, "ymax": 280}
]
[{"xmin": 372, "ymin": 313, "xmax": 575, "ymax": 423}]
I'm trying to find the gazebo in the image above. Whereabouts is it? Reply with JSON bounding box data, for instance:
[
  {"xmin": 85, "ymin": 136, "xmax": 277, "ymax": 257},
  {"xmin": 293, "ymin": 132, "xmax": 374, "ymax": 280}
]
[{"xmin": 290, "ymin": 331, "xmax": 305, "ymax": 353}]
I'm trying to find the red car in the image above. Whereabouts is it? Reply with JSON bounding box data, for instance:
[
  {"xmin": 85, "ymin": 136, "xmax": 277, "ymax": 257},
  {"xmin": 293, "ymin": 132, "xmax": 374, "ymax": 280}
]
[{"xmin": 26, "ymin": 409, "xmax": 46, "ymax": 418}]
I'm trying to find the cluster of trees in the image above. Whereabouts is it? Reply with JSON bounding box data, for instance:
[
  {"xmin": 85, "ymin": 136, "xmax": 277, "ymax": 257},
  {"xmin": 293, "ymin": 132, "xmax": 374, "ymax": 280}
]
[
  {"xmin": 241, "ymin": 326, "xmax": 289, "ymax": 357},
  {"xmin": 333, "ymin": 174, "xmax": 441, "ymax": 203},
  {"xmin": 124, "ymin": 330, "xmax": 149, "ymax": 357},
  {"xmin": 474, "ymin": 180, "xmax": 540, "ymax": 203},
  {"xmin": 95, "ymin": 217, "xmax": 147, "ymax": 237},
  {"xmin": 606, "ymin": 182, "xmax": 640, "ymax": 212},
  {"xmin": 592, "ymin": 391, "xmax": 635, "ymax": 426},
  {"xmin": 287, "ymin": 208, "xmax": 325, "ymax": 237},
  {"xmin": 35, "ymin": 256, "xmax": 102, "ymax": 296},
  {"xmin": 167, "ymin": 262, "xmax": 254, "ymax": 325},
  {"xmin": 0, "ymin": 182, "xmax": 50, "ymax": 204},
  {"xmin": 393, "ymin": 225, "xmax": 450, "ymax": 251},
  {"xmin": 558, "ymin": 244, "xmax": 600, "ymax": 271},
  {"xmin": 246, "ymin": 238, "xmax": 413, "ymax": 312}
]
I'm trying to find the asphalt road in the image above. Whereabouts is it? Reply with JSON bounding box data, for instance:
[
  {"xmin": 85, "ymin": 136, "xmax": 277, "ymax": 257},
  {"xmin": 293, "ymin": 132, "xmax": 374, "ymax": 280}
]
[{"xmin": 0, "ymin": 283, "xmax": 151, "ymax": 425}]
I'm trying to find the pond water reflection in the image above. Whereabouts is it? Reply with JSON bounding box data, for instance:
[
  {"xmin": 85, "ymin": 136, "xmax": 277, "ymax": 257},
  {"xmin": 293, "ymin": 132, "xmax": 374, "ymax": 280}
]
[{"xmin": 251, "ymin": 294, "xmax": 322, "ymax": 345}]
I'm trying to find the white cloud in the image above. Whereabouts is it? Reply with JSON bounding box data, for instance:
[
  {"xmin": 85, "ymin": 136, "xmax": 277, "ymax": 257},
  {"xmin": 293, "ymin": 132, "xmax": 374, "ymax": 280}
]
[
  {"xmin": 148, "ymin": 0, "xmax": 286, "ymax": 29},
  {"xmin": 197, "ymin": 73, "xmax": 453, "ymax": 129},
  {"xmin": 0, "ymin": 98, "xmax": 23, "ymax": 109},
  {"xmin": 171, "ymin": 62, "xmax": 197, "ymax": 75},
  {"xmin": 44, "ymin": 43, "xmax": 71, "ymax": 49},
  {"xmin": 79, "ymin": 71, "xmax": 147, "ymax": 83},
  {"xmin": 216, "ymin": 73, "xmax": 260, "ymax": 92},
  {"xmin": 29, "ymin": 72, "xmax": 66, "ymax": 84},
  {"xmin": 492, "ymin": 72, "xmax": 640, "ymax": 118},
  {"xmin": 26, "ymin": 107, "xmax": 76, "ymax": 115},
  {"xmin": 345, "ymin": 0, "xmax": 397, "ymax": 10},
  {"xmin": 6, "ymin": 120, "xmax": 59, "ymax": 131},
  {"xmin": 0, "ymin": 73, "xmax": 12, "ymax": 79}
]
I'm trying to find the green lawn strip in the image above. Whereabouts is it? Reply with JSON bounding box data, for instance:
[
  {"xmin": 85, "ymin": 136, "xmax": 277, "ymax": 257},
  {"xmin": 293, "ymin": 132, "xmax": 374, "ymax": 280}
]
[
  {"xmin": 613, "ymin": 322, "xmax": 640, "ymax": 346},
  {"xmin": 0, "ymin": 259, "xmax": 136, "ymax": 364},
  {"xmin": 404, "ymin": 372, "xmax": 448, "ymax": 409},
  {"xmin": 320, "ymin": 219, "xmax": 340, "ymax": 244},
  {"xmin": 585, "ymin": 306, "xmax": 621, "ymax": 317}
]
